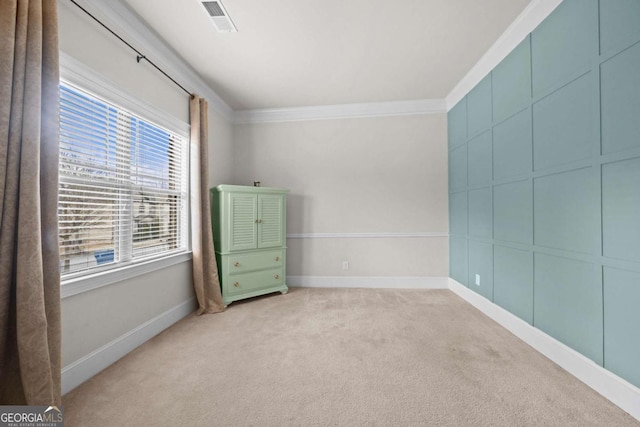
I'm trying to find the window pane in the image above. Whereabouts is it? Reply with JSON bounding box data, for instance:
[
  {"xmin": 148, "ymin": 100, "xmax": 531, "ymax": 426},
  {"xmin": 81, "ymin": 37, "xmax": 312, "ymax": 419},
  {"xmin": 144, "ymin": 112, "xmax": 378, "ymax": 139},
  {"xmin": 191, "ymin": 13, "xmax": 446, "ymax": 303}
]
[
  {"xmin": 58, "ymin": 182, "xmax": 118, "ymax": 274},
  {"xmin": 58, "ymin": 82, "xmax": 188, "ymax": 277},
  {"xmin": 60, "ymin": 85, "xmax": 120, "ymax": 181}
]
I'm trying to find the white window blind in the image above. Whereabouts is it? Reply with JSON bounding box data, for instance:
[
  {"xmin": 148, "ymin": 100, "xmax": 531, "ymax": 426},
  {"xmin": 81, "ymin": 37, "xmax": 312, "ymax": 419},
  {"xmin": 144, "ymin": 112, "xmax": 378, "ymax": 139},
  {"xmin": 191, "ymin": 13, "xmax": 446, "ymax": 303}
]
[{"xmin": 58, "ymin": 83, "xmax": 189, "ymax": 277}]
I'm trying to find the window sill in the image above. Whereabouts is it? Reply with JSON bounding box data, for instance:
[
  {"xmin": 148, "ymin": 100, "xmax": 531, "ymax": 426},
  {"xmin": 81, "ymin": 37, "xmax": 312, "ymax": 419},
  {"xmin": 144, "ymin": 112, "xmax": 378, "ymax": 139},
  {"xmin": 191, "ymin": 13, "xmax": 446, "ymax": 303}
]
[{"xmin": 61, "ymin": 252, "xmax": 193, "ymax": 299}]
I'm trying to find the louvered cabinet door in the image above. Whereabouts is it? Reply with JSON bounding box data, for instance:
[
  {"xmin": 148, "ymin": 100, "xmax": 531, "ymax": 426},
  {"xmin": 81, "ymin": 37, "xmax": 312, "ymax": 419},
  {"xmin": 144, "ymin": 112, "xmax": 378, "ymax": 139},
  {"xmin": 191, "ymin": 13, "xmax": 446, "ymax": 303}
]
[
  {"xmin": 257, "ymin": 194, "xmax": 284, "ymax": 248},
  {"xmin": 228, "ymin": 192, "xmax": 258, "ymax": 251}
]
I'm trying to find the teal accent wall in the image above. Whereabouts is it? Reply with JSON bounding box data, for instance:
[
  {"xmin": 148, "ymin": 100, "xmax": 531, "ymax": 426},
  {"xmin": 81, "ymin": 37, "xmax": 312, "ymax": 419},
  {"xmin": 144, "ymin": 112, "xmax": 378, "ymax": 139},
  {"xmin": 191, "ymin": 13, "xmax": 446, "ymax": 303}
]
[{"xmin": 448, "ymin": 0, "xmax": 640, "ymax": 388}]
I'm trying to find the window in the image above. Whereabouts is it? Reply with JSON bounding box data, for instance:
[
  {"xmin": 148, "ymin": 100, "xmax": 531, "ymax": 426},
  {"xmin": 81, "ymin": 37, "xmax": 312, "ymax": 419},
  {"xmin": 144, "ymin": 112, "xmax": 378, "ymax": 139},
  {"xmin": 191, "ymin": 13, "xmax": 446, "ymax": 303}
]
[{"xmin": 58, "ymin": 83, "xmax": 189, "ymax": 277}]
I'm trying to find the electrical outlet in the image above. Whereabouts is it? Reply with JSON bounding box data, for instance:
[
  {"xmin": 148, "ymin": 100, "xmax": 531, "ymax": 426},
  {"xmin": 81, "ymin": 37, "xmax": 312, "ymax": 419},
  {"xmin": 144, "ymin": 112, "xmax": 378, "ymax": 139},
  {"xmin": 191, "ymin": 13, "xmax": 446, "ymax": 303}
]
[
  {"xmin": 342, "ymin": 261, "xmax": 349, "ymax": 270},
  {"xmin": 475, "ymin": 274, "xmax": 481, "ymax": 286}
]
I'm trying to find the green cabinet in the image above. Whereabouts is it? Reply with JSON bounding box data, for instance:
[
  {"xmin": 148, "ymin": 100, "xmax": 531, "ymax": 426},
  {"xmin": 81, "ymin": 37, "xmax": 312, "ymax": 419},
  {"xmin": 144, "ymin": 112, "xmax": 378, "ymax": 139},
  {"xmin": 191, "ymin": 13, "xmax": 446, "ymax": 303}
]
[{"xmin": 210, "ymin": 185, "xmax": 288, "ymax": 305}]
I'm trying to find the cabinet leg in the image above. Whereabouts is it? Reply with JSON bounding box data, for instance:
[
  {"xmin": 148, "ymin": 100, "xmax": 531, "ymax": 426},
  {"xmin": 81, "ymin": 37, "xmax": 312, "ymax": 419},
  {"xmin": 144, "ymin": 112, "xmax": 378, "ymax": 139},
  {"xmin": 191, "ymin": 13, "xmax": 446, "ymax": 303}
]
[{"xmin": 280, "ymin": 290, "xmax": 288, "ymax": 295}]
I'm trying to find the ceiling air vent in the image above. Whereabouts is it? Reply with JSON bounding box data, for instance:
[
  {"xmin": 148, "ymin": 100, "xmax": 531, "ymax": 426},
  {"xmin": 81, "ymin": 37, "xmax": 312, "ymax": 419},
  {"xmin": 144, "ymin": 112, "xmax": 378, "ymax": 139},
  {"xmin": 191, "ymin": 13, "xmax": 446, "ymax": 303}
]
[{"xmin": 201, "ymin": 1, "xmax": 237, "ymax": 33}]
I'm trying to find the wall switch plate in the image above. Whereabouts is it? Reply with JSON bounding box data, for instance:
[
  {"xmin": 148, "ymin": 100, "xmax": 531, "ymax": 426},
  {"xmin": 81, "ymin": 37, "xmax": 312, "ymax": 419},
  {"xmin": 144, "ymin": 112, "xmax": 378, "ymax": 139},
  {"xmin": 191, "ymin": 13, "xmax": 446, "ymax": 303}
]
[
  {"xmin": 475, "ymin": 274, "xmax": 480, "ymax": 286},
  {"xmin": 342, "ymin": 261, "xmax": 349, "ymax": 270}
]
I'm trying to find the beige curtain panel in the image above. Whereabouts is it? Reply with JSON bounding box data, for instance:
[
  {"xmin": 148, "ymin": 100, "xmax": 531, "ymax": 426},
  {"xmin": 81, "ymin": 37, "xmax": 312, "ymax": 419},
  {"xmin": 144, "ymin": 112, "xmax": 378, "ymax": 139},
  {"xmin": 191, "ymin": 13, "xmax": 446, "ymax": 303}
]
[
  {"xmin": 0, "ymin": 0, "xmax": 62, "ymax": 405},
  {"xmin": 189, "ymin": 96, "xmax": 225, "ymax": 314}
]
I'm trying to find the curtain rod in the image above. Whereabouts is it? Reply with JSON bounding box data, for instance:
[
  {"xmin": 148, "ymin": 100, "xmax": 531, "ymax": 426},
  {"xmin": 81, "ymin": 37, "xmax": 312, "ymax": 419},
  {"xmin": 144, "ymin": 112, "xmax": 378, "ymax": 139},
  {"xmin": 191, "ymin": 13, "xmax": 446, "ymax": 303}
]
[{"xmin": 68, "ymin": 0, "xmax": 194, "ymax": 98}]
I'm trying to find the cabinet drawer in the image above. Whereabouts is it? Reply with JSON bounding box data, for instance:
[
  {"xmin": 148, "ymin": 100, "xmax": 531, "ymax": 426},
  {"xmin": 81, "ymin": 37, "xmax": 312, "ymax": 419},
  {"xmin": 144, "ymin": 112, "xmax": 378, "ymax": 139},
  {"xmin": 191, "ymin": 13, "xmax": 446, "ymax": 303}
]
[
  {"xmin": 225, "ymin": 268, "xmax": 284, "ymax": 296},
  {"xmin": 227, "ymin": 249, "xmax": 283, "ymax": 274}
]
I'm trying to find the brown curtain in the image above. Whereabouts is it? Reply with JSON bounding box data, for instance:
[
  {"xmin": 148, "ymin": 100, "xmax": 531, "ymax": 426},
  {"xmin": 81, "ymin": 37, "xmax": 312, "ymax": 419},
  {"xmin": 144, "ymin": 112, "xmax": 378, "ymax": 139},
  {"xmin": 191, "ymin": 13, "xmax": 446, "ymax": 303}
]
[
  {"xmin": 189, "ymin": 96, "xmax": 224, "ymax": 314},
  {"xmin": 0, "ymin": 0, "xmax": 62, "ymax": 405}
]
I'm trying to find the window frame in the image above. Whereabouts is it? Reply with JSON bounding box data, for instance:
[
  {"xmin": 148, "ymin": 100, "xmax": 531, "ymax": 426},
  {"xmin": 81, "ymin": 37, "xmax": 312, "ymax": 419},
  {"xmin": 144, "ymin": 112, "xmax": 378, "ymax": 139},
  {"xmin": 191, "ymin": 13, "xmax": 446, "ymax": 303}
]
[{"xmin": 59, "ymin": 53, "xmax": 192, "ymax": 299}]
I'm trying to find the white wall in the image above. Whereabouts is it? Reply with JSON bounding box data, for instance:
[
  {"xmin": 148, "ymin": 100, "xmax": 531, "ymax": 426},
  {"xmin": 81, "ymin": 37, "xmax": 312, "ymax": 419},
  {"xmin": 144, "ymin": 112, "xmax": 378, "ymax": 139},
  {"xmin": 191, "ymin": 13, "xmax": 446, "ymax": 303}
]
[
  {"xmin": 233, "ymin": 114, "xmax": 449, "ymax": 279},
  {"xmin": 58, "ymin": 0, "xmax": 234, "ymax": 377},
  {"xmin": 208, "ymin": 109, "xmax": 234, "ymax": 187}
]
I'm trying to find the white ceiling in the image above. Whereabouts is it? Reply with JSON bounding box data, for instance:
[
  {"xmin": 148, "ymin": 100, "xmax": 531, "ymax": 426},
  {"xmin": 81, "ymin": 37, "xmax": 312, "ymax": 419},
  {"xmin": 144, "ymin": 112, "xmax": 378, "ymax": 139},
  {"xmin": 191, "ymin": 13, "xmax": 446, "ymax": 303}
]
[{"xmin": 121, "ymin": 0, "xmax": 531, "ymax": 111}]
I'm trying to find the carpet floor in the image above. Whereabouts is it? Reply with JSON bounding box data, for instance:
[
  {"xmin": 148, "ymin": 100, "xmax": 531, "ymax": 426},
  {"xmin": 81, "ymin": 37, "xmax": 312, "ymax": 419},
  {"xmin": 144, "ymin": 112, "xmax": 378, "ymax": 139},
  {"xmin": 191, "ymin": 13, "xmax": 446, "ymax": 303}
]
[{"xmin": 63, "ymin": 288, "xmax": 638, "ymax": 426}]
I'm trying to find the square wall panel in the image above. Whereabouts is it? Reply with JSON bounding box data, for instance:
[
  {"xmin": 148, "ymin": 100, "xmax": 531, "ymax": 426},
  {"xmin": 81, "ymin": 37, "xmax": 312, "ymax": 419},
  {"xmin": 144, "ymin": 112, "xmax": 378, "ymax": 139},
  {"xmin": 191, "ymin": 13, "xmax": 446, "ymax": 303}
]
[
  {"xmin": 534, "ymin": 253, "xmax": 602, "ymax": 364},
  {"xmin": 467, "ymin": 130, "xmax": 492, "ymax": 186},
  {"xmin": 492, "ymin": 36, "xmax": 532, "ymax": 122},
  {"xmin": 533, "ymin": 73, "xmax": 593, "ymax": 171},
  {"xmin": 467, "ymin": 75, "xmax": 492, "ymax": 136},
  {"xmin": 600, "ymin": 0, "xmax": 640, "ymax": 55},
  {"xmin": 601, "ymin": 42, "xmax": 640, "ymax": 155},
  {"xmin": 468, "ymin": 240, "xmax": 493, "ymax": 301},
  {"xmin": 602, "ymin": 157, "xmax": 640, "ymax": 263},
  {"xmin": 603, "ymin": 267, "xmax": 640, "ymax": 388},
  {"xmin": 494, "ymin": 246, "xmax": 533, "ymax": 324},
  {"xmin": 534, "ymin": 167, "xmax": 597, "ymax": 254},
  {"xmin": 448, "ymin": 98, "xmax": 467, "ymax": 150},
  {"xmin": 531, "ymin": 0, "xmax": 597, "ymax": 96},
  {"xmin": 493, "ymin": 108, "xmax": 532, "ymax": 181},
  {"xmin": 449, "ymin": 191, "xmax": 467, "ymax": 236},
  {"xmin": 449, "ymin": 144, "xmax": 467, "ymax": 192},
  {"xmin": 450, "ymin": 237, "xmax": 468, "ymax": 286},
  {"xmin": 468, "ymin": 187, "xmax": 492, "ymax": 239},
  {"xmin": 494, "ymin": 180, "xmax": 532, "ymax": 245}
]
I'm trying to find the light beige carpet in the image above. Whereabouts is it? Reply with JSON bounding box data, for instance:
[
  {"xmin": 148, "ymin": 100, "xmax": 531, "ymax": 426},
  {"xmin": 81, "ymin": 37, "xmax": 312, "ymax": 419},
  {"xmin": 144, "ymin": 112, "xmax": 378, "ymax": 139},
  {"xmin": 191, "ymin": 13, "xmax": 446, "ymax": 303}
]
[{"xmin": 63, "ymin": 288, "xmax": 638, "ymax": 426}]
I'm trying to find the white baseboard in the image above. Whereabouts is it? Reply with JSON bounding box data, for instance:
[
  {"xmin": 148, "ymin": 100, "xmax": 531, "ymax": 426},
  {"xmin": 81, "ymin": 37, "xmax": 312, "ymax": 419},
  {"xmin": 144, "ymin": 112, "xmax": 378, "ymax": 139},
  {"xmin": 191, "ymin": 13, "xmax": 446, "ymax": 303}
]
[
  {"xmin": 448, "ymin": 279, "xmax": 640, "ymax": 422},
  {"xmin": 62, "ymin": 298, "xmax": 196, "ymax": 395},
  {"xmin": 286, "ymin": 231, "xmax": 448, "ymax": 239},
  {"xmin": 288, "ymin": 276, "xmax": 449, "ymax": 289}
]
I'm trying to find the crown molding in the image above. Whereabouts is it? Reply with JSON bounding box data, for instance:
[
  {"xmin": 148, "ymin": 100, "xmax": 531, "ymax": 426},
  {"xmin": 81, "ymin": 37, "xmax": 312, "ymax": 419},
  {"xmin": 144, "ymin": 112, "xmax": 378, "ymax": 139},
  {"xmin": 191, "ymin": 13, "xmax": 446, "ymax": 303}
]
[
  {"xmin": 288, "ymin": 276, "xmax": 449, "ymax": 289},
  {"xmin": 74, "ymin": 0, "xmax": 234, "ymax": 121},
  {"xmin": 233, "ymin": 98, "xmax": 447, "ymax": 124},
  {"xmin": 445, "ymin": 0, "xmax": 563, "ymax": 111}
]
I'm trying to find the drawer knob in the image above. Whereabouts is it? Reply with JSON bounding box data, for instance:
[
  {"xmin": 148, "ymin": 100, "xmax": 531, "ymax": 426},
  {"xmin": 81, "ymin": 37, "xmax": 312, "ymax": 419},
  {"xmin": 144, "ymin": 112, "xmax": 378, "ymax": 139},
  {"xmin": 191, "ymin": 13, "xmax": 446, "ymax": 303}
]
[
  {"xmin": 274, "ymin": 256, "xmax": 280, "ymax": 261},
  {"xmin": 274, "ymin": 274, "xmax": 280, "ymax": 279},
  {"xmin": 234, "ymin": 282, "xmax": 240, "ymax": 287},
  {"xmin": 234, "ymin": 262, "xmax": 240, "ymax": 267}
]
